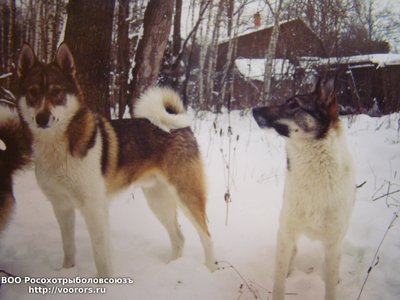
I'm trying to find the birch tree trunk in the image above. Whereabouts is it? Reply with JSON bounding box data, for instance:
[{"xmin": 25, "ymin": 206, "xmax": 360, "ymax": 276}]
[
  {"xmin": 198, "ymin": 0, "xmax": 213, "ymax": 109},
  {"xmin": 129, "ymin": 0, "xmax": 174, "ymax": 117},
  {"xmin": 170, "ymin": 0, "xmax": 182, "ymax": 89},
  {"xmin": 204, "ymin": 0, "xmax": 224, "ymax": 109},
  {"xmin": 52, "ymin": 0, "xmax": 63, "ymax": 55},
  {"xmin": 262, "ymin": 0, "xmax": 283, "ymax": 104},
  {"xmin": 0, "ymin": 4, "xmax": 5, "ymax": 72},
  {"xmin": 34, "ymin": 0, "xmax": 42, "ymax": 59},
  {"xmin": 219, "ymin": 0, "xmax": 240, "ymax": 110},
  {"xmin": 117, "ymin": 0, "xmax": 130, "ymax": 119},
  {"xmin": 7, "ymin": 0, "xmax": 16, "ymax": 73}
]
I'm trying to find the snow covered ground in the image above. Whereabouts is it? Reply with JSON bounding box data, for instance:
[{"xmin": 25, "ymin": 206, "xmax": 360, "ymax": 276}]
[{"xmin": 1, "ymin": 111, "xmax": 400, "ymax": 300}]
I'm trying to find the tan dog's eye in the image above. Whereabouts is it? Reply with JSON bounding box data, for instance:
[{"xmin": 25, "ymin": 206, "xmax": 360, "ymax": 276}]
[
  {"xmin": 28, "ymin": 86, "xmax": 40, "ymax": 98},
  {"xmin": 49, "ymin": 86, "xmax": 62, "ymax": 98}
]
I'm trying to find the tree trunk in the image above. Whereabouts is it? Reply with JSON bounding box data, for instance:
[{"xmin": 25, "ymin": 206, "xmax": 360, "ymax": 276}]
[
  {"xmin": 198, "ymin": 0, "xmax": 213, "ymax": 109},
  {"xmin": 180, "ymin": 0, "xmax": 210, "ymax": 107},
  {"xmin": 262, "ymin": 23, "xmax": 279, "ymax": 103},
  {"xmin": 64, "ymin": 0, "xmax": 115, "ymax": 118},
  {"xmin": 262, "ymin": 0, "xmax": 284, "ymax": 104},
  {"xmin": 34, "ymin": 0, "xmax": 42, "ymax": 58},
  {"xmin": 169, "ymin": 0, "xmax": 182, "ymax": 89},
  {"xmin": 172, "ymin": 0, "xmax": 182, "ymax": 60},
  {"xmin": 220, "ymin": 0, "xmax": 239, "ymax": 110},
  {"xmin": 52, "ymin": 0, "xmax": 63, "ymax": 55},
  {"xmin": 0, "ymin": 4, "xmax": 6, "ymax": 72},
  {"xmin": 117, "ymin": 0, "xmax": 130, "ymax": 119},
  {"xmin": 204, "ymin": 0, "xmax": 224, "ymax": 109},
  {"xmin": 7, "ymin": 0, "xmax": 16, "ymax": 72},
  {"xmin": 128, "ymin": 0, "xmax": 174, "ymax": 117}
]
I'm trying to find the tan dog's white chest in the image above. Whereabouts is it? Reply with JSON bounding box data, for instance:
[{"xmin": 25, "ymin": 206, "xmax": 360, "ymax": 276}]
[{"xmin": 33, "ymin": 131, "xmax": 104, "ymax": 207}]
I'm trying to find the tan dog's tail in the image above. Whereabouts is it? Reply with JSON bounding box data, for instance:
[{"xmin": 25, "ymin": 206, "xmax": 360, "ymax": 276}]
[{"xmin": 134, "ymin": 87, "xmax": 190, "ymax": 132}]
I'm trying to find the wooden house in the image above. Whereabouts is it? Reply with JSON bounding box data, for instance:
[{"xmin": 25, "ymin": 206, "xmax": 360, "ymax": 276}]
[
  {"xmin": 214, "ymin": 18, "xmax": 326, "ymax": 110},
  {"xmin": 216, "ymin": 18, "xmax": 326, "ymax": 71}
]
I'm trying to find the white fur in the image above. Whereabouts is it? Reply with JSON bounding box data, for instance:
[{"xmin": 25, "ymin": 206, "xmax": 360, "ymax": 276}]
[
  {"xmin": 142, "ymin": 179, "xmax": 216, "ymax": 271},
  {"xmin": 33, "ymin": 121, "xmax": 112, "ymax": 277},
  {"xmin": 272, "ymin": 123, "xmax": 355, "ymax": 300},
  {"xmin": 134, "ymin": 87, "xmax": 191, "ymax": 132},
  {"xmin": 19, "ymin": 94, "xmax": 113, "ymax": 277},
  {"xmin": 19, "ymin": 94, "xmax": 80, "ymax": 138},
  {"xmin": 0, "ymin": 139, "xmax": 5, "ymax": 151},
  {"xmin": 32, "ymin": 132, "xmax": 110, "ymax": 274}
]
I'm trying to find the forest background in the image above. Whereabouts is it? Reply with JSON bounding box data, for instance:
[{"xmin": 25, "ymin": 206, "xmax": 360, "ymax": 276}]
[{"xmin": 1, "ymin": 0, "xmax": 399, "ymax": 117}]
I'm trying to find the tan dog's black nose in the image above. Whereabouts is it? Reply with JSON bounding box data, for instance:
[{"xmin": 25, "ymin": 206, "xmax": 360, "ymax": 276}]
[{"xmin": 36, "ymin": 110, "xmax": 50, "ymax": 128}]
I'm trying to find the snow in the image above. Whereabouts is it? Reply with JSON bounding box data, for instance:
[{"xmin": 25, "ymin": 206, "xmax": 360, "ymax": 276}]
[
  {"xmin": 235, "ymin": 58, "xmax": 295, "ymax": 81},
  {"xmin": 234, "ymin": 53, "xmax": 400, "ymax": 85},
  {"xmin": 300, "ymin": 54, "xmax": 400, "ymax": 71},
  {"xmin": 318, "ymin": 54, "xmax": 400, "ymax": 68},
  {"xmin": 1, "ymin": 111, "xmax": 400, "ymax": 300},
  {"xmin": 0, "ymin": 73, "xmax": 13, "ymax": 80}
]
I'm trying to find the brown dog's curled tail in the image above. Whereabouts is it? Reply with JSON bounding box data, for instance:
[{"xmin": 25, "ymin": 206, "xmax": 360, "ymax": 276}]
[{"xmin": 134, "ymin": 87, "xmax": 191, "ymax": 132}]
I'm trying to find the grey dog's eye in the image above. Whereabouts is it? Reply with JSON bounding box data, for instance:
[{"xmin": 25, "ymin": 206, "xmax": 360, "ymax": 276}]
[
  {"xmin": 287, "ymin": 99, "xmax": 299, "ymax": 110},
  {"xmin": 49, "ymin": 86, "xmax": 62, "ymax": 97}
]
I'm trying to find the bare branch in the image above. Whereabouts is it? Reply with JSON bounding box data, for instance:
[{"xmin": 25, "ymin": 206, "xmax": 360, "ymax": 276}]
[
  {"xmin": 356, "ymin": 211, "xmax": 399, "ymax": 300},
  {"xmin": 171, "ymin": 0, "xmax": 212, "ymax": 68}
]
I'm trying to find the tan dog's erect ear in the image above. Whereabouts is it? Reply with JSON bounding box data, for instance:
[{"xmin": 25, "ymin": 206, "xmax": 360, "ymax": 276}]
[
  {"xmin": 54, "ymin": 42, "xmax": 76, "ymax": 76},
  {"xmin": 17, "ymin": 43, "xmax": 37, "ymax": 79}
]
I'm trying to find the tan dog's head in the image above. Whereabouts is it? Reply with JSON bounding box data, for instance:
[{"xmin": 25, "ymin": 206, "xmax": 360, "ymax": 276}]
[{"xmin": 17, "ymin": 43, "xmax": 83, "ymax": 132}]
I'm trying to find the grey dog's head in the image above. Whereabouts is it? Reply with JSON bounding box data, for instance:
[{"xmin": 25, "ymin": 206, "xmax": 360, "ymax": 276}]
[{"xmin": 253, "ymin": 78, "xmax": 339, "ymax": 140}]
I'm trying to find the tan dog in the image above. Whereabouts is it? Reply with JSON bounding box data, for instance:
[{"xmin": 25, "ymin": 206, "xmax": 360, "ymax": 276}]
[{"xmin": 17, "ymin": 43, "xmax": 216, "ymax": 277}]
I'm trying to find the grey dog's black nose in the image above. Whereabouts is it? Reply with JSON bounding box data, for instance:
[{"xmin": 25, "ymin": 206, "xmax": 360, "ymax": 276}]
[
  {"xmin": 36, "ymin": 110, "xmax": 50, "ymax": 128},
  {"xmin": 252, "ymin": 107, "xmax": 269, "ymax": 128}
]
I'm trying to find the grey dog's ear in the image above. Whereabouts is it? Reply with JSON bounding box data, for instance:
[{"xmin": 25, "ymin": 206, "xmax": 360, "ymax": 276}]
[
  {"xmin": 315, "ymin": 77, "xmax": 335, "ymax": 101},
  {"xmin": 54, "ymin": 42, "xmax": 76, "ymax": 76},
  {"xmin": 17, "ymin": 43, "xmax": 37, "ymax": 79},
  {"xmin": 315, "ymin": 76, "xmax": 339, "ymax": 120}
]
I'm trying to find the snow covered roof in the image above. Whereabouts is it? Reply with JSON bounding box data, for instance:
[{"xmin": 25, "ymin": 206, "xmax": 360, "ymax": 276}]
[
  {"xmin": 235, "ymin": 58, "xmax": 295, "ymax": 81},
  {"xmin": 238, "ymin": 18, "xmax": 300, "ymax": 37},
  {"xmin": 219, "ymin": 18, "xmax": 307, "ymax": 44},
  {"xmin": 301, "ymin": 54, "xmax": 400, "ymax": 69},
  {"xmin": 235, "ymin": 53, "xmax": 400, "ymax": 82}
]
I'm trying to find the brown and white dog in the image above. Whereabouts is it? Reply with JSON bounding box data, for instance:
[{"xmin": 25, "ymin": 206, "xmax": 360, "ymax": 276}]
[
  {"xmin": 0, "ymin": 104, "xmax": 31, "ymax": 233},
  {"xmin": 253, "ymin": 78, "xmax": 355, "ymax": 300},
  {"xmin": 16, "ymin": 43, "xmax": 216, "ymax": 277}
]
